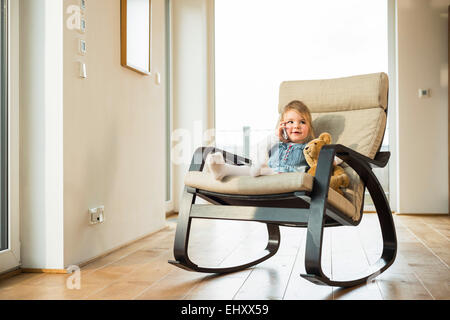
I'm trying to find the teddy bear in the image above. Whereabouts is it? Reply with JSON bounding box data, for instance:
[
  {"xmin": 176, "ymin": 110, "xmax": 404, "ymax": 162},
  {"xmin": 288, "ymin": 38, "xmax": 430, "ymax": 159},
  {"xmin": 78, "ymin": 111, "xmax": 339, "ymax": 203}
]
[{"xmin": 303, "ymin": 132, "xmax": 349, "ymax": 195}]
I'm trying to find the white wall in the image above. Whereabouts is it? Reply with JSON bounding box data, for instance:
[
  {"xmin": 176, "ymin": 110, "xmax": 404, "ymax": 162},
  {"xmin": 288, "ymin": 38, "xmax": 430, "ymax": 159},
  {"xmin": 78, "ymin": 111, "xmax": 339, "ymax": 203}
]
[
  {"xmin": 397, "ymin": 0, "xmax": 449, "ymax": 214},
  {"xmin": 20, "ymin": 0, "xmax": 167, "ymax": 269},
  {"xmin": 171, "ymin": 0, "xmax": 215, "ymax": 212},
  {"xmin": 63, "ymin": 0, "xmax": 167, "ymax": 267}
]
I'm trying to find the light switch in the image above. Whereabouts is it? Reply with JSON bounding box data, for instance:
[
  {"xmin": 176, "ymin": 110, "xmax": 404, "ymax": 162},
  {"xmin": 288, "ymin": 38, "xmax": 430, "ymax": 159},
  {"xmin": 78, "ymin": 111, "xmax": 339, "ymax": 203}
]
[
  {"xmin": 79, "ymin": 39, "xmax": 86, "ymax": 55},
  {"xmin": 80, "ymin": 18, "xmax": 86, "ymax": 33},
  {"xmin": 155, "ymin": 72, "xmax": 161, "ymax": 85},
  {"xmin": 79, "ymin": 62, "xmax": 87, "ymax": 78}
]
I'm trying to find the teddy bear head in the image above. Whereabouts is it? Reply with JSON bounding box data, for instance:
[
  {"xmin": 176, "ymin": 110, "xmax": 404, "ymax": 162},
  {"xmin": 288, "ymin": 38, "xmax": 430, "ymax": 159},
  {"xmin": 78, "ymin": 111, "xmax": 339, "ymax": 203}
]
[{"xmin": 303, "ymin": 132, "xmax": 332, "ymax": 167}]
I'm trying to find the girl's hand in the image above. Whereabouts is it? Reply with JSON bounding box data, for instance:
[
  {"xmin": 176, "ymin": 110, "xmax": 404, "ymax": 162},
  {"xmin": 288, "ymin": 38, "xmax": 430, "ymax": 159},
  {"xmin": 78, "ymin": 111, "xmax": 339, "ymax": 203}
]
[{"xmin": 277, "ymin": 121, "xmax": 290, "ymax": 143}]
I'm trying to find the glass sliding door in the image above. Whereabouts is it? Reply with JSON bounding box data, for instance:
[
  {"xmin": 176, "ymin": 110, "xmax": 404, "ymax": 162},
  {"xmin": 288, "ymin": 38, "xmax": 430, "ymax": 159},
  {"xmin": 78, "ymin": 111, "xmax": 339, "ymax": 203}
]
[
  {"xmin": 0, "ymin": 0, "xmax": 7, "ymax": 252},
  {"xmin": 0, "ymin": 0, "xmax": 19, "ymax": 274}
]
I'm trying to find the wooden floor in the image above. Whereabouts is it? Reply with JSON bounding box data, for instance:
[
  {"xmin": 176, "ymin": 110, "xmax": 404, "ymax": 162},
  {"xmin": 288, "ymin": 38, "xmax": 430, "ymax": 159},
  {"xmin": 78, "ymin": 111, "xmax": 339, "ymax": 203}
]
[{"xmin": 0, "ymin": 213, "xmax": 449, "ymax": 300}]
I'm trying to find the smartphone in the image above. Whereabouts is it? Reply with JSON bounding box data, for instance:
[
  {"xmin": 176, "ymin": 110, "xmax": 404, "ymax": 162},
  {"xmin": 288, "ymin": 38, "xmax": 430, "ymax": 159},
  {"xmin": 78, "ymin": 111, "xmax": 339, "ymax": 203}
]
[{"xmin": 282, "ymin": 128, "xmax": 289, "ymax": 140}]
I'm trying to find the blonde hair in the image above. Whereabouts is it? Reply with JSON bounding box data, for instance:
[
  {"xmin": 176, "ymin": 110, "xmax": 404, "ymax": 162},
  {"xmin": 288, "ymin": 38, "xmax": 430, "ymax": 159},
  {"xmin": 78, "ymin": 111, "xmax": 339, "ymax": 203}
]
[{"xmin": 279, "ymin": 100, "xmax": 315, "ymax": 141}]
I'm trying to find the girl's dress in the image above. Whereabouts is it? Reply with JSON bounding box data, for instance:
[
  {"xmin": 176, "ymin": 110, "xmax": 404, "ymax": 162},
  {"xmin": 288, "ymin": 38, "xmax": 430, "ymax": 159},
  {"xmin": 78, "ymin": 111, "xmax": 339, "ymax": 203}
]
[{"xmin": 267, "ymin": 142, "xmax": 309, "ymax": 173}]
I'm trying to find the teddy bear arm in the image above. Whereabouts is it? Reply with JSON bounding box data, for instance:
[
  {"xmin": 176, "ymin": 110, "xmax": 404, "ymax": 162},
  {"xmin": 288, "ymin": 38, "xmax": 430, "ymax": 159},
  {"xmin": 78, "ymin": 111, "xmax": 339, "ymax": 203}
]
[
  {"xmin": 332, "ymin": 166, "xmax": 350, "ymax": 188},
  {"xmin": 307, "ymin": 166, "xmax": 317, "ymax": 176}
]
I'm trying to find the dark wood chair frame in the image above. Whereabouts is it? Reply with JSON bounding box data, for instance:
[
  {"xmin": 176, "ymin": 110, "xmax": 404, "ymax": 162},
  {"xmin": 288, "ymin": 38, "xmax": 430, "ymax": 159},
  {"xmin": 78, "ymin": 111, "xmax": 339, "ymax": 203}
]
[{"xmin": 169, "ymin": 135, "xmax": 397, "ymax": 288}]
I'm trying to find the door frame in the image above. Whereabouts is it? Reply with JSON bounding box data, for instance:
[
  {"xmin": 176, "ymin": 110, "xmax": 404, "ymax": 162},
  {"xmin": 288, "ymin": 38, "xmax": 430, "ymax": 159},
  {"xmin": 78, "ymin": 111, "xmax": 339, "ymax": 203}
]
[{"xmin": 0, "ymin": 0, "xmax": 20, "ymax": 274}]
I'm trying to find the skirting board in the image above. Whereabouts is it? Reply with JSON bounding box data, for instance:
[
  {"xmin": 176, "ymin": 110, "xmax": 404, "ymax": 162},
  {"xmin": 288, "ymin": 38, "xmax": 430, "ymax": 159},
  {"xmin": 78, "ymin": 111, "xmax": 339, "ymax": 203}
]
[
  {"xmin": 21, "ymin": 268, "xmax": 68, "ymax": 274},
  {"xmin": 0, "ymin": 268, "xmax": 67, "ymax": 281}
]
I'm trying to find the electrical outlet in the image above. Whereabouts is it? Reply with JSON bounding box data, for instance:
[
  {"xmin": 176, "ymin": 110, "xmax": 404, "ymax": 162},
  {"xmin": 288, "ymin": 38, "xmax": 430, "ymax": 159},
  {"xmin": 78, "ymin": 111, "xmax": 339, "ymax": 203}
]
[
  {"xmin": 418, "ymin": 89, "xmax": 431, "ymax": 98},
  {"xmin": 89, "ymin": 206, "xmax": 104, "ymax": 225}
]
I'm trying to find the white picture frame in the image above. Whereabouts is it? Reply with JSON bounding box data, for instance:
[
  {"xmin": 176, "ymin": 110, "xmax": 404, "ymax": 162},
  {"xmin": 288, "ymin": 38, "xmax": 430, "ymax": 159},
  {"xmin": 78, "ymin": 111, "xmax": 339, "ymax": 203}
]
[{"xmin": 120, "ymin": 0, "xmax": 151, "ymax": 75}]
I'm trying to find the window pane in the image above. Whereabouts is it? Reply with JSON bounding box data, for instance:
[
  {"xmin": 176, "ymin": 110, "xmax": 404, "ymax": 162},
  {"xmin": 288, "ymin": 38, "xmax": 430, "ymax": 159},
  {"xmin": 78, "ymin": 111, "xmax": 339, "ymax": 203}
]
[
  {"xmin": 215, "ymin": 0, "xmax": 389, "ymax": 208},
  {"xmin": 0, "ymin": 0, "xmax": 8, "ymax": 251}
]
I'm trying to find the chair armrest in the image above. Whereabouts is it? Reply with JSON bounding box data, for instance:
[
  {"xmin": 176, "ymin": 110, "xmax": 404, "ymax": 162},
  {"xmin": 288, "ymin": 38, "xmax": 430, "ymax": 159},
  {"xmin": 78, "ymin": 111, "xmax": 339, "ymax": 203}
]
[
  {"xmin": 306, "ymin": 144, "xmax": 390, "ymax": 227},
  {"xmin": 330, "ymin": 144, "xmax": 390, "ymax": 169},
  {"xmin": 189, "ymin": 147, "xmax": 252, "ymax": 172},
  {"xmin": 319, "ymin": 144, "xmax": 390, "ymax": 186}
]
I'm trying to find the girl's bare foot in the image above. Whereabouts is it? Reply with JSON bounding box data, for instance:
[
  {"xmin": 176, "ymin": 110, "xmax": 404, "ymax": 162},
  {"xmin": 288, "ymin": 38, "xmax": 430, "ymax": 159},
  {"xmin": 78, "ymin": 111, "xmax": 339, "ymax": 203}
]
[{"xmin": 206, "ymin": 152, "xmax": 226, "ymax": 180}]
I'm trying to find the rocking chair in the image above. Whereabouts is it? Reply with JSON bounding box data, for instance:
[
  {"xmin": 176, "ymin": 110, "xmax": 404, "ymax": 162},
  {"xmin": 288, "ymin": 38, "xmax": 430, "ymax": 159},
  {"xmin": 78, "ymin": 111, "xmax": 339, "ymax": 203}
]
[{"xmin": 169, "ymin": 72, "xmax": 397, "ymax": 287}]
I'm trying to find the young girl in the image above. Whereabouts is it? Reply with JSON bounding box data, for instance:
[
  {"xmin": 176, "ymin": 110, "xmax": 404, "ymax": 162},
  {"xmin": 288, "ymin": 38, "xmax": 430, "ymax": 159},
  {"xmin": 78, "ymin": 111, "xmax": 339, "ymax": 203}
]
[{"xmin": 206, "ymin": 100, "xmax": 315, "ymax": 180}]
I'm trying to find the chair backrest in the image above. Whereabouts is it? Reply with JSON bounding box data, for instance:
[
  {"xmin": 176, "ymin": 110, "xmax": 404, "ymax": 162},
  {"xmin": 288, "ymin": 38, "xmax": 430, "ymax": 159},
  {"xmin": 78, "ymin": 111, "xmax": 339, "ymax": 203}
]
[
  {"xmin": 278, "ymin": 72, "xmax": 389, "ymax": 159},
  {"xmin": 278, "ymin": 72, "xmax": 389, "ymax": 220}
]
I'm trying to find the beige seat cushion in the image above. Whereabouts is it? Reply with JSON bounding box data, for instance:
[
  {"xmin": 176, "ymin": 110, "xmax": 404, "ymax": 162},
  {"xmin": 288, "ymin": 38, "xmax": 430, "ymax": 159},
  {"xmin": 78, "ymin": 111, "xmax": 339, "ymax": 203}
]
[
  {"xmin": 278, "ymin": 72, "xmax": 388, "ymax": 113},
  {"xmin": 276, "ymin": 72, "xmax": 389, "ymax": 221},
  {"xmin": 184, "ymin": 170, "xmax": 357, "ymax": 221},
  {"xmin": 312, "ymin": 108, "xmax": 386, "ymax": 159},
  {"xmin": 310, "ymin": 108, "xmax": 387, "ymax": 222}
]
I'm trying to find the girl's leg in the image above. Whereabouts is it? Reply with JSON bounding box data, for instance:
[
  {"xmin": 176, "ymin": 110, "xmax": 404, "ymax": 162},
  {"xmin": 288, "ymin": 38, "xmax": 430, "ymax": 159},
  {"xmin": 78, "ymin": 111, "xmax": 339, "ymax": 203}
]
[
  {"xmin": 249, "ymin": 162, "xmax": 277, "ymax": 177},
  {"xmin": 206, "ymin": 152, "xmax": 251, "ymax": 180},
  {"xmin": 206, "ymin": 152, "xmax": 276, "ymax": 180}
]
